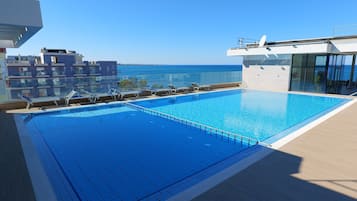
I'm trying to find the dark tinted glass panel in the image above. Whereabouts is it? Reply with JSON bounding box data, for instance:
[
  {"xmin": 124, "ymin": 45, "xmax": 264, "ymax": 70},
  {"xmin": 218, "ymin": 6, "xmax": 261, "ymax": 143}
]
[
  {"xmin": 290, "ymin": 54, "xmax": 327, "ymax": 93},
  {"xmin": 327, "ymin": 55, "xmax": 357, "ymax": 94}
]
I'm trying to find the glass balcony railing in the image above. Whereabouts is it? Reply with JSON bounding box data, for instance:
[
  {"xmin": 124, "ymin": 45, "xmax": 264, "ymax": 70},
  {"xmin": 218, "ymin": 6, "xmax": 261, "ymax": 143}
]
[
  {"xmin": 74, "ymin": 71, "xmax": 87, "ymax": 76},
  {"xmin": 7, "ymin": 79, "xmax": 34, "ymax": 88},
  {"xmin": 8, "ymin": 72, "xmax": 33, "ymax": 77},
  {"xmin": 0, "ymin": 71, "xmax": 242, "ymax": 104},
  {"xmin": 52, "ymin": 71, "xmax": 65, "ymax": 77},
  {"xmin": 89, "ymin": 70, "xmax": 100, "ymax": 75},
  {"xmin": 118, "ymin": 71, "xmax": 242, "ymax": 90},
  {"xmin": 36, "ymin": 71, "xmax": 50, "ymax": 78}
]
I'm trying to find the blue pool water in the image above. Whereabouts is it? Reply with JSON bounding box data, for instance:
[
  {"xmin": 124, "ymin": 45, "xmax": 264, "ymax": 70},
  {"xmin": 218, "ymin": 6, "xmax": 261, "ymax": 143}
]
[
  {"xmin": 118, "ymin": 65, "xmax": 242, "ymax": 87},
  {"xmin": 19, "ymin": 89, "xmax": 349, "ymax": 200},
  {"xmin": 23, "ymin": 105, "xmax": 251, "ymax": 201},
  {"xmin": 134, "ymin": 89, "xmax": 349, "ymax": 143}
]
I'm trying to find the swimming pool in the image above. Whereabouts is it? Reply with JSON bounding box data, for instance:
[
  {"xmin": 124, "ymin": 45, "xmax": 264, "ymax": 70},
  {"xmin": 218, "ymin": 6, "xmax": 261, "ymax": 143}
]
[
  {"xmin": 20, "ymin": 105, "xmax": 254, "ymax": 201},
  {"xmin": 17, "ymin": 89, "xmax": 349, "ymax": 200},
  {"xmin": 134, "ymin": 89, "xmax": 349, "ymax": 144}
]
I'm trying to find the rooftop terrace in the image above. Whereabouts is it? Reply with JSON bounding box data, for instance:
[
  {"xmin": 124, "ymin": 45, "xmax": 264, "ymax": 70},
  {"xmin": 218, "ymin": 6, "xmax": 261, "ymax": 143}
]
[{"xmin": 0, "ymin": 88, "xmax": 356, "ymax": 200}]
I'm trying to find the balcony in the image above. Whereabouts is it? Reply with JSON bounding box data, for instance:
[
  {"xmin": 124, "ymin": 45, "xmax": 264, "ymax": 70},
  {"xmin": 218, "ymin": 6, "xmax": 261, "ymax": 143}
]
[
  {"xmin": 73, "ymin": 73, "xmax": 88, "ymax": 77},
  {"xmin": 7, "ymin": 72, "xmax": 33, "ymax": 79},
  {"xmin": 73, "ymin": 63, "xmax": 86, "ymax": 66},
  {"xmin": 73, "ymin": 70, "xmax": 88, "ymax": 77},
  {"xmin": 35, "ymin": 71, "xmax": 50, "ymax": 78},
  {"xmin": 52, "ymin": 71, "xmax": 65, "ymax": 77},
  {"xmin": 89, "ymin": 68, "xmax": 101, "ymax": 76},
  {"xmin": 7, "ymin": 79, "xmax": 34, "ymax": 89},
  {"xmin": 36, "ymin": 78, "xmax": 51, "ymax": 88},
  {"xmin": 52, "ymin": 78, "xmax": 66, "ymax": 88},
  {"xmin": 6, "ymin": 61, "xmax": 31, "ymax": 65},
  {"xmin": 50, "ymin": 63, "xmax": 65, "ymax": 67}
]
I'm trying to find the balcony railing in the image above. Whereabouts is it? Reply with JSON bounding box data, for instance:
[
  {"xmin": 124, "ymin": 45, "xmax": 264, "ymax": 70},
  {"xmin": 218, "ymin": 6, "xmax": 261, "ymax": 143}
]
[
  {"xmin": 0, "ymin": 70, "xmax": 242, "ymax": 103},
  {"xmin": 52, "ymin": 71, "xmax": 65, "ymax": 77},
  {"xmin": 8, "ymin": 72, "xmax": 33, "ymax": 78},
  {"xmin": 36, "ymin": 71, "xmax": 50, "ymax": 78}
]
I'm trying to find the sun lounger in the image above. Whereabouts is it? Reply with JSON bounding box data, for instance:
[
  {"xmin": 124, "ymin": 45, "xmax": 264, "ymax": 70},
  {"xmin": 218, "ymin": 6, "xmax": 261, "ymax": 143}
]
[
  {"xmin": 64, "ymin": 89, "xmax": 80, "ymax": 106},
  {"xmin": 18, "ymin": 94, "xmax": 59, "ymax": 109},
  {"xmin": 167, "ymin": 85, "xmax": 177, "ymax": 94},
  {"xmin": 18, "ymin": 94, "xmax": 34, "ymax": 109},
  {"xmin": 108, "ymin": 88, "xmax": 120, "ymax": 100},
  {"xmin": 139, "ymin": 88, "xmax": 155, "ymax": 97},
  {"xmin": 191, "ymin": 83, "xmax": 211, "ymax": 91},
  {"xmin": 191, "ymin": 83, "xmax": 200, "ymax": 91},
  {"xmin": 177, "ymin": 87, "xmax": 191, "ymax": 93},
  {"xmin": 81, "ymin": 90, "xmax": 98, "ymax": 104},
  {"xmin": 198, "ymin": 84, "xmax": 212, "ymax": 91},
  {"xmin": 169, "ymin": 84, "xmax": 190, "ymax": 93},
  {"xmin": 119, "ymin": 90, "xmax": 140, "ymax": 100},
  {"xmin": 152, "ymin": 88, "xmax": 172, "ymax": 96}
]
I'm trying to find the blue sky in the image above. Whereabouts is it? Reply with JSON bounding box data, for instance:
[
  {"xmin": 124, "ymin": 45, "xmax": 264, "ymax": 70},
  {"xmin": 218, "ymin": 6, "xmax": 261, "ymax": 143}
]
[{"xmin": 7, "ymin": 0, "xmax": 357, "ymax": 64}]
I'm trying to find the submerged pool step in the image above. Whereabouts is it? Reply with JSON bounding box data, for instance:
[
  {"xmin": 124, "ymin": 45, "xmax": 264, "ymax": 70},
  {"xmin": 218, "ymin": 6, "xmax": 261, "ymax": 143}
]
[{"xmin": 124, "ymin": 102, "xmax": 262, "ymax": 146}]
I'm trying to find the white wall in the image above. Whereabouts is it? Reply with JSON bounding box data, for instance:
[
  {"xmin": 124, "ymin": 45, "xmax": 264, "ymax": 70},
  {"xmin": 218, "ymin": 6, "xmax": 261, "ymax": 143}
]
[{"xmin": 242, "ymin": 64, "xmax": 291, "ymax": 92}]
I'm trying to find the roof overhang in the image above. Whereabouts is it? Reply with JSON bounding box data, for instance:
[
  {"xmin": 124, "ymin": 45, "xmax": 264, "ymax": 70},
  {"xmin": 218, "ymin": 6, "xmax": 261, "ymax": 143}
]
[
  {"xmin": 228, "ymin": 35, "xmax": 357, "ymax": 56},
  {"xmin": 227, "ymin": 43, "xmax": 331, "ymax": 56},
  {"xmin": 330, "ymin": 38, "xmax": 357, "ymax": 53},
  {"xmin": 0, "ymin": 0, "xmax": 43, "ymax": 48}
]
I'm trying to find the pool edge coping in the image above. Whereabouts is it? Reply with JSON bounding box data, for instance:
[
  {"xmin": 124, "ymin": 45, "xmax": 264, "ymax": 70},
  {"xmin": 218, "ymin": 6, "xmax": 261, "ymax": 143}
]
[
  {"xmin": 270, "ymin": 97, "xmax": 357, "ymax": 149},
  {"xmin": 167, "ymin": 146, "xmax": 273, "ymax": 201}
]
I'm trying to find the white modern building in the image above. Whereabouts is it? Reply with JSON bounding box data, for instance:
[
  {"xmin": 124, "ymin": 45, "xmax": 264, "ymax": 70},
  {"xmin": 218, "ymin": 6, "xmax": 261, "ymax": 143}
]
[{"xmin": 228, "ymin": 35, "xmax": 357, "ymax": 95}]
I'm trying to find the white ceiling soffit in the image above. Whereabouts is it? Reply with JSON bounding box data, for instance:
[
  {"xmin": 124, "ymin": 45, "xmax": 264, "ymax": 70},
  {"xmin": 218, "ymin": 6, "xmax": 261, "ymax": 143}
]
[
  {"xmin": 330, "ymin": 39, "xmax": 357, "ymax": 53},
  {"xmin": 0, "ymin": 0, "xmax": 43, "ymax": 48},
  {"xmin": 0, "ymin": 25, "xmax": 41, "ymax": 48}
]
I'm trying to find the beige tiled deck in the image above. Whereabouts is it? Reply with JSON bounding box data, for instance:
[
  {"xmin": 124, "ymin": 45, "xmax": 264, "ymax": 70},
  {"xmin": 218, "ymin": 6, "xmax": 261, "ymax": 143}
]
[{"xmin": 193, "ymin": 101, "xmax": 357, "ymax": 201}]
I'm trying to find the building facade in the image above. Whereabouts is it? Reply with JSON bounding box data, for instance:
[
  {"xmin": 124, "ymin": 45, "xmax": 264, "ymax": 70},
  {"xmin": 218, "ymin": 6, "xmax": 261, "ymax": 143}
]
[
  {"xmin": 228, "ymin": 35, "xmax": 357, "ymax": 95},
  {"xmin": 5, "ymin": 49, "xmax": 117, "ymax": 99}
]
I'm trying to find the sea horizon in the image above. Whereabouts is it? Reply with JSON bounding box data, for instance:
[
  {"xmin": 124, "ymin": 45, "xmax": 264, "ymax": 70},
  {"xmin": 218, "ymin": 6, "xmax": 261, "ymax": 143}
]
[
  {"xmin": 117, "ymin": 64, "xmax": 242, "ymax": 88},
  {"xmin": 118, "ymin": 63, "xmax": 242, "ymax": 66}
]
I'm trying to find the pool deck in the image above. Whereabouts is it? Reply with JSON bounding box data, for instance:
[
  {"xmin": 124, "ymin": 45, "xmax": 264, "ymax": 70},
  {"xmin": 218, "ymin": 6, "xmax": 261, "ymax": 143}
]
[
  {"xmin": 0, "ymin": 112, "xmax": 36, "ymax": 201},
  {"xmin": 193, "ymin": 101, "xmax": 357, "ymax": 201}
]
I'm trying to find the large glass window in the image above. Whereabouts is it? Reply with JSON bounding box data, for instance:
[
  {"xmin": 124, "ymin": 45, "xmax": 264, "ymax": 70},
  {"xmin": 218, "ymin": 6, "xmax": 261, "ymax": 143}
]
[
  {"xmin": 243, "ymin": 54, "xmax": 291, "ymax": 66},
  {"xmin": 353, "ymin": 58, "xmax": 357, "ymax": 82},
  {"xmin": 290, "ymin": 54, "xmax": 306, "ymax": 91},
  {"xmin": 290, "ymin": 54, "xmax": 327, "ymax": 93},
  {"xmin": 327, "ymin": 55, "xmax": 356, "ymax": 94},
  {"xmin": 314, "ymin": 56, "xmax": 327, "ymax": 93}
]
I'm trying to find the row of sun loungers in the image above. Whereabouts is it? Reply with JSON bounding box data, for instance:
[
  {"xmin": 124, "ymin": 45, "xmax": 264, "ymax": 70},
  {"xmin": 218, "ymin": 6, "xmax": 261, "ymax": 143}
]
[
  {"xmin": 17, "ymin": 83, "xmax": 214, "ymax": 109},
  {"xmin": 18, "ymin": 94, "xmax": 59, "ymax": 110}
]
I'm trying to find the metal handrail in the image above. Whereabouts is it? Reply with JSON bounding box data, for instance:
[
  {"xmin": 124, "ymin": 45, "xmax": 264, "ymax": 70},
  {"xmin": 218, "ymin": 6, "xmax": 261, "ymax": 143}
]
[{"xmin": 125, "ymin": 102, "xmax": 265, "ymax": 146}]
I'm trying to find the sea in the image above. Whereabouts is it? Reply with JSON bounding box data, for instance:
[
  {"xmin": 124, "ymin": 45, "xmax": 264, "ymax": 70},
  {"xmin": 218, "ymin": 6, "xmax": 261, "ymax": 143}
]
[{"xmin": 117, "ymin": 65, "xmax": 242, "ymax": 88}]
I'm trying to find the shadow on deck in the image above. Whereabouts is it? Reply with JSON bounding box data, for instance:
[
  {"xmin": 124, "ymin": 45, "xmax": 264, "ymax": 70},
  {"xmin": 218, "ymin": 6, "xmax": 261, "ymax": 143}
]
[
  {"xmin": 0, "ymin": 112, "xmax": 36, "ymax": 201},
  {"xmin": 192, "ymin": 148, "xmax": 356, "ymax": 201}
]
